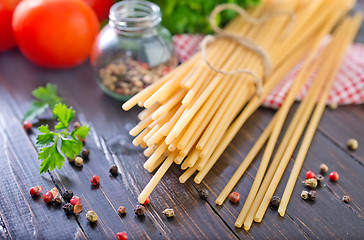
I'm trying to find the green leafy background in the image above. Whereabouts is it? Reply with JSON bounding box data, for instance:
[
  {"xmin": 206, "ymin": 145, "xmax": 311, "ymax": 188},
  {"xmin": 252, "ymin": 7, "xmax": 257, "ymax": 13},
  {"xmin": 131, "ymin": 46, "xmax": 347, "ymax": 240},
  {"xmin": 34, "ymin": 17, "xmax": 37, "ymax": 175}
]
[{"xmin": 116, "ymin": 0, "xmax": 260, "ymax": 35}]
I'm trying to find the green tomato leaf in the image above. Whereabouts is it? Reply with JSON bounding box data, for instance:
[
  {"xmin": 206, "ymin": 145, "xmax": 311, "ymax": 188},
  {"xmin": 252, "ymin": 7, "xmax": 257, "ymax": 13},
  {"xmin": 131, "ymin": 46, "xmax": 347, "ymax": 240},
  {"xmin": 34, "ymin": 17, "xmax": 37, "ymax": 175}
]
[
  {"xmin": 39, "ymin": 144, "xmax": 64, "ymax": 173},
  {"xmin": 53, "ymin": 103, "xmax": 75, "ymax": 130},
  {"xmin": 60, "ymin": 138, "xmax": 82, "ymax": 159},
  {"xmin": 22, "ymin": 101, "xmax": 49, "ymax": 122},
  {"xmin": 36, "ymin": 125, "xmax": 55, "ymax": 147},
  {"xmin": 72, "ymin": 126, "xmax": 90, "ymax": 140}
]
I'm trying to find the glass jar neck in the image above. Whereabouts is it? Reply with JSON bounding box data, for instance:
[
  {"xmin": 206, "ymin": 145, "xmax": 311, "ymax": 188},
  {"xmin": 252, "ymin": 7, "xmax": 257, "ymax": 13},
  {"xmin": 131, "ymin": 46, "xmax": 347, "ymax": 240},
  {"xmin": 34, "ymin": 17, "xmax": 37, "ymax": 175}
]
[{"xmin": 109, "ymin": 0, "xmax": 161, "ymax": 36}]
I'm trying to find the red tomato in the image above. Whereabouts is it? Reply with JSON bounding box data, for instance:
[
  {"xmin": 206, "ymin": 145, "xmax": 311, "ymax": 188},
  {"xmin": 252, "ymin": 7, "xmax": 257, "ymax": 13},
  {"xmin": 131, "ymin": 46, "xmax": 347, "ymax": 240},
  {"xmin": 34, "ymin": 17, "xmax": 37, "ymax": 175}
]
[
  {"xmin": 12, "ymin": 0, "xmax": 99, "ymax": 69},
  {"xmin": 0, "ymin": 0, "xmax": 21, "ymax": 52},
  {"xmin": 84, "ymin": 0, "xmax": 114, "ymax": 22}
]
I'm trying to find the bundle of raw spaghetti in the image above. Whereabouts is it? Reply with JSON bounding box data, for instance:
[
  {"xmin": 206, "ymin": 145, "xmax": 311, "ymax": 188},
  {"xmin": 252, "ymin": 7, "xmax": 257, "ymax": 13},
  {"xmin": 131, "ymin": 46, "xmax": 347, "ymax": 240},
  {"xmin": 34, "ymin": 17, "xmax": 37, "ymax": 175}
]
[{"xmin": 122, "ymin": 0, "xmax": 360, "ymax": 206}]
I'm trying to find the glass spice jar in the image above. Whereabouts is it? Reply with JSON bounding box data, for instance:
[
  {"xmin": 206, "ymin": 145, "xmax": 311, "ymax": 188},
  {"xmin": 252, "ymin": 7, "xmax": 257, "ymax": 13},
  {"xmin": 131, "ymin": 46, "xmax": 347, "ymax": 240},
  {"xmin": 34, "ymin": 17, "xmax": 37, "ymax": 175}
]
[{"xmin": 91, "ymin": 0, "xmax": 177, "ymax": 101}]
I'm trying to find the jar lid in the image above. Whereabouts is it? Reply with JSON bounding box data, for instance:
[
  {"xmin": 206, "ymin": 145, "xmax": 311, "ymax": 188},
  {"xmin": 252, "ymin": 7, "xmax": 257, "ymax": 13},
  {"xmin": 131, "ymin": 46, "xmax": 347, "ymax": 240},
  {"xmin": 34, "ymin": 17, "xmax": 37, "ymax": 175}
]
[{"xmin": 109, "ymin": 0, "xmax": 161, "ymax": 31}]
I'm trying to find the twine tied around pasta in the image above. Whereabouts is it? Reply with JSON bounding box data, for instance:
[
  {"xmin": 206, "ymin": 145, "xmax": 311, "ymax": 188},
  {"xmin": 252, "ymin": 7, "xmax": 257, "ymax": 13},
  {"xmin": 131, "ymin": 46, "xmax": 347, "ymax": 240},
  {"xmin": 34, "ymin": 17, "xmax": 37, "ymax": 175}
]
[{"xmin": 201, "ymin": 3, "xmax": 296, "ymax": 97}]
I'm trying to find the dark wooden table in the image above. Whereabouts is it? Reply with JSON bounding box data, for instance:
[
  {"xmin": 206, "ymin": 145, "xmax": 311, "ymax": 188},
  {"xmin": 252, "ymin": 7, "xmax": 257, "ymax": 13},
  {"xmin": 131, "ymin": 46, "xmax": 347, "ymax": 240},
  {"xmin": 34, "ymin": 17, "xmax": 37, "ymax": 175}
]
[{"xmin": 1, "ymin": 4, "xmax": 364, "ymax": 240}]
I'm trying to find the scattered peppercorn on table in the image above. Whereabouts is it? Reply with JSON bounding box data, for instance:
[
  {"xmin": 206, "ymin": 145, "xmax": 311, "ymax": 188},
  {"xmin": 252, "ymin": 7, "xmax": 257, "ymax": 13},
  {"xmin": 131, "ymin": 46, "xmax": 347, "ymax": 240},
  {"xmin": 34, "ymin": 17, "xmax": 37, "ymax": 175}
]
[{"xmin": 1, "ymin": 4, "xmax": 364, "ymax": 240}]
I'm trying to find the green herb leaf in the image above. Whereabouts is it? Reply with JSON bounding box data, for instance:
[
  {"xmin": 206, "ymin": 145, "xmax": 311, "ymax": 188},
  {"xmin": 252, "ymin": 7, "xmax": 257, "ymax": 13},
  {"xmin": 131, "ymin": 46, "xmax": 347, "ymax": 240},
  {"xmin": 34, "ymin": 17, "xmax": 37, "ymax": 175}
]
[
  {"xmin": 32, "ymin": 83, "xmax": 63, "ymax": 109},
  {"xmin": 36, "ymin": 103, "xmax": 89, "ymax": 173},
  {"xmin": 60, "ymin": 138, "xmax": 82, "ymax": 159},
  {"xmin": 53, "ymin": 103, "xmax": 75, "ymax": 130},
  {"xmin": 23, "ymin": 83, "xmax": 64, "ymax": 121},
  {"xmin": 39, "ymin": 143, "xmax": 64, "ymax": 173},
  {"xmin": 72, "ymin": 126, "xmax": 90, "ymax": 140},
  {"xmin": 36, "ymin": 125, "xmax": 55, "ymax": 146},
  {"xmin": 22, "ymin": 101, "xmax": 49, "ymax": 122}
]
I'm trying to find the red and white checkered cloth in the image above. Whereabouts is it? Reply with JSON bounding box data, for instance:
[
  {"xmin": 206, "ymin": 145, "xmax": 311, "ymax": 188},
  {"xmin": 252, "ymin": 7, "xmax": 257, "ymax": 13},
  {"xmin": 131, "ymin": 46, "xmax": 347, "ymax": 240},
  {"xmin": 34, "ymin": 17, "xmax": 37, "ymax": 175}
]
[{"xmin": 173, "ymin": 34, "xmax": 364, "ymax": 108}]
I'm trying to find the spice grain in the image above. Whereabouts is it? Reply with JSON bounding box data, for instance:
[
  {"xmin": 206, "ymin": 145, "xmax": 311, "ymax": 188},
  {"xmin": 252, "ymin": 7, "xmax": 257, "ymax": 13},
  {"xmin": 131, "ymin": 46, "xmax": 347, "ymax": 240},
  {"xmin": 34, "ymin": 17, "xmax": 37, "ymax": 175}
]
[
  {"xmin": 198, "ymin": 189, "xmax": 209, "ymax": 200},
  {"xmin": 342, "ymin": 195, "xmax": 351, "ymax": 203},
  {"xmin": 63, "ymin": 203, "xmax": 74, "ymax": 214},
  {"xmin": 86, "ymin": 211, "xmax": 98, "ymax": 222},
  {"xmin": 134, "ymin": 205, "xmax": 146, "ymax": 216},
  {"xmin": 270, "ymin": 196, "xmax": 281, "ymax": 209},
  {"xmin": 301, "ymin": 190, "xmax": 309, "ymax": 200},
  {"xmin": 319, "ymin": 163, "xmax": 328, "ymax": 173},
  {"xmin": 162, "ymin": 208, "xmax": 175, "ymax": 217},
  {"xmin": 118, "ymin": 206, "xmax": 126, "ymax": 215},
  {"xmin": 62, "ymin": 190, "xmax": 73, "ymax": 202},
  {"xmin": 308, "ymin": 190, "xmax": 317, "ymax": 201}
]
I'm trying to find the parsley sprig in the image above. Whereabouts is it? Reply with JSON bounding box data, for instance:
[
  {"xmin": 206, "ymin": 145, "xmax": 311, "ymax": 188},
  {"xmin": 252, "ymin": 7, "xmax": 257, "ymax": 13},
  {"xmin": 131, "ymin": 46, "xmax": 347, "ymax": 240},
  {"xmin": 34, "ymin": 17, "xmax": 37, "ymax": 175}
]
[
  {"xmin": 23, "ymin": 83, "xmax": 64, "ymax": 121},
  {"xmin": 36, "ymin": 103, "xmax": 90, "ymax": 173}
]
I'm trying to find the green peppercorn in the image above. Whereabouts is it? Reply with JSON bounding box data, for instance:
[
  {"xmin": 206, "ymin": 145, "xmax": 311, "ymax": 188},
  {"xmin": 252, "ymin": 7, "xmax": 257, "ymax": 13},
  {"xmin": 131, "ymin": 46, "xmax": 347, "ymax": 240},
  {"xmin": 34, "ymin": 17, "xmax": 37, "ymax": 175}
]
[
  {"xmin": 73, "ymin": 121, "xmax": 81, "ymax": 129},
  {"xmin": 86, "ymin": 211, "xmax": 98, "ymax": 222},
  {"xmin": 347, "ymin": 138, "xmax": 358, "ymax": 151},
  {"xmin": 304, "ymin": 178, "xmax": 318, "ymax": 189},
  {"xmin": 319, "ymin": 163, "xmax": 328, "ymax": 173},
  {"xmin": 301, "ymin": 190, "xmax": 309, "ymax": 200},
  {"xmin": 75, "ymin": 156, "xmax": 83, "ymax": 167},
  {"xmin": 162, "ymin": 208, "xmax": 175, "ymax": 218},
  {"xmin": 342, "ymin": 195, "xmax": 351, "ymax": 203}
]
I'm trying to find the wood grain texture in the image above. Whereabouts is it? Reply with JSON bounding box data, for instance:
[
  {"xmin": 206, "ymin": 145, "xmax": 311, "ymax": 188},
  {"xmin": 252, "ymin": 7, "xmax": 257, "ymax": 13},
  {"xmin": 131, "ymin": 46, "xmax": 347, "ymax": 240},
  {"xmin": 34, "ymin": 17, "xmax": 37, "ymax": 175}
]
[
  {"xmin": 0, "ymin": 88, "xmax": 86, "ymax": 240},
  {"xmin": 0, "ymin": 52, "xmax": 237, "ymax": 240}
]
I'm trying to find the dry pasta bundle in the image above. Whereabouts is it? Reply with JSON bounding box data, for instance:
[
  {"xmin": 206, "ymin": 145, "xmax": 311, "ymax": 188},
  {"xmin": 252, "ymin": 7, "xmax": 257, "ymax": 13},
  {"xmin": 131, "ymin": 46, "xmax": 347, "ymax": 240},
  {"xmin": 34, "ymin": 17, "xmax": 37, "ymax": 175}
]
[
  {"xmin": 226, "ymin": 13, "xmax": 363, "ymax": 230},
  {"xmin": 122, "ymin": 0, "xmax": 362, "ymax": 221}
]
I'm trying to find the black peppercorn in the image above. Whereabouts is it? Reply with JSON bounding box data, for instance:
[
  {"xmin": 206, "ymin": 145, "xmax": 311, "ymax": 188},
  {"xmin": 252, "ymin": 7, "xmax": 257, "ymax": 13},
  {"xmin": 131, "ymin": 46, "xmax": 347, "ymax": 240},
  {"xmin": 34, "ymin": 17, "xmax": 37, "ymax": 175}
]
[
  {"xmin": 63, "ymin": 203, "xmax": 74, "ymax": 214},
  {"xmin": 270, "ymin": 196, "xmax": 280, "ymax": 209},
  {"xmin": 134, "ymin": 205, "xmax": 145, "ymax": 216},
  {"xmin": 109, "ymin": 165, "xmax": 118, "ymax": 176},
  {"xmin": 82, "ymin": 148, "xmax": 90, "ymax": 159},
  {"xmin": 198, "ymin": 189, "xmax": 209, "ymax": 200},
  {"xmin": 316, "ymin": 174, "xmax": 324, "ymax": 184},
  {"xmin": 342, "ymin": 195, "xmax": 351, "ymax": 203},
  {"xmin": 308, "ymin": 190, "xmax": 317, "ymax": 201},
  {"xmin": 62, "ymin": 190, "xmax": 73, "ymax": 203}
]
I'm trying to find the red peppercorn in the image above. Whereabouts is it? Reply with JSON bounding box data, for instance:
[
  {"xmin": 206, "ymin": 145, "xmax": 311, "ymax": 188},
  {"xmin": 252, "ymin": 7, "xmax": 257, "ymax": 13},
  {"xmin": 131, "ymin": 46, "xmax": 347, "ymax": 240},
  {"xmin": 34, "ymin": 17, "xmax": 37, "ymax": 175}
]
[
  {"xmin": 23, "ymin": 121, "xmax": 33, "ymax": 131},
  {"xmin": 43, "ymin": 191, "xmax": 54, "ymax": 203},
  {"xmin": 306, "ymin": 171, "xmax": 316, "ymax": 179},
  {"xmin": 29, "ymin": 185, "xmax": 43, "ymax": 196},
  {"xmin": 116, "ymin": 232, "xmax": 128, "ymax": 240},
  {"xmin": 142, "ymin": 197, "xmax": 150, "ymax": 205},
  {"xmin": 90, "ymin": 175, "xmax": 100, "ymax": 186},
  {"xmin": 229, "ymin": 192, "xmax": 241, "ymax": 204},
  {"xmin": 329, "ymin": 171, "xmax": 339, "ymax": 182},
  {"xmin": 70, "ymin": 196, "xmax": 81, "ymax": 206}
]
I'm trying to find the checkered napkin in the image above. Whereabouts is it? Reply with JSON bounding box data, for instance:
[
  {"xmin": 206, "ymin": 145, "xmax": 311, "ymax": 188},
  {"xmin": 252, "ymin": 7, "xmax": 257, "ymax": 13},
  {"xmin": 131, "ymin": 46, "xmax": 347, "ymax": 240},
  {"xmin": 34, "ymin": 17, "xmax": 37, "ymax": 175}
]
[{"xmin": 173, "ymin": 34, "xmax": 364, "ymax": 108}]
